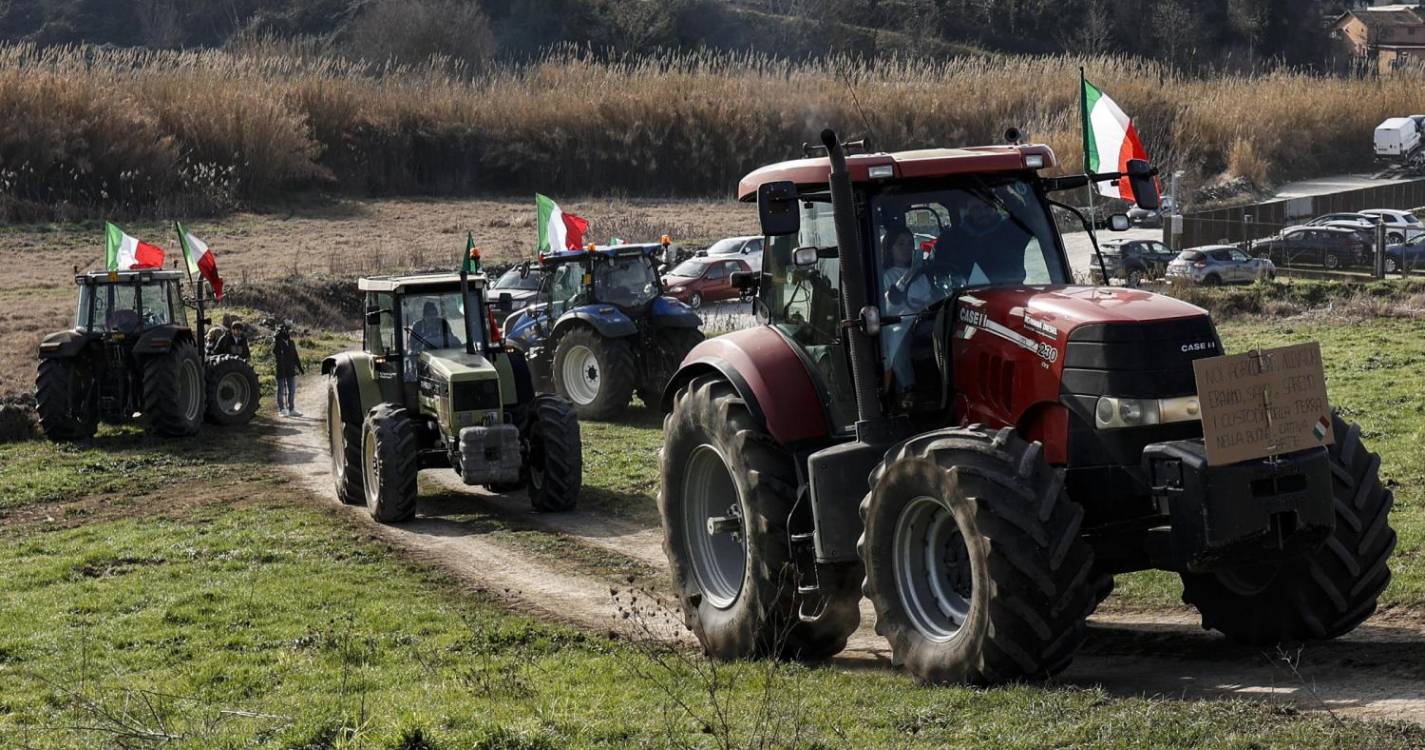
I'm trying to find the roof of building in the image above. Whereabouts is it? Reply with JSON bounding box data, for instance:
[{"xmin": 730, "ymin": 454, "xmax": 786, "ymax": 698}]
[
  {"xmin": 1334, "ymin": 7, "xmax": 1425, "ymax": 32},
  {"xmin": 735, "ymin": 144, "xmax": 1057, "ymax": 201}
]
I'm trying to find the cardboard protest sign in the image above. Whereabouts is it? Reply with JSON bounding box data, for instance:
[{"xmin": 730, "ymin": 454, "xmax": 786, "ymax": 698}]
[{"xmin": 1192, "ymin": 342, "xmax": 1334, "ymax": 466}]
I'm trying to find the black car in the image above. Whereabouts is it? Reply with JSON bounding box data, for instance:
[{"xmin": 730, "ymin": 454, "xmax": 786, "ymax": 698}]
[
  {"xmin": 490, "ymin": 264, "xmax": 546, "ymax": 310},
  {"xmin": 1095, "ymin": 238, "xmax": 1177, "ymax": 286},
  {"xmin": 1252, "ymin": 226, "xmax": 1369, "ymax": 270}
]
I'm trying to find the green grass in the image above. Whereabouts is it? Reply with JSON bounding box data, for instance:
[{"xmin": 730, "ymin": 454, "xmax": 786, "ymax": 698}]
[{"xmin": 3, "ymin": 495, "xmax": 1422, "ymax": 749}]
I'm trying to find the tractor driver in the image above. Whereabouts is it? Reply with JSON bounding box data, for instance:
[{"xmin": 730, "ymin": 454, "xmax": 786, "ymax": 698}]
[
  {"xmin": 933, "ymin": 191, "xmax": 1033, "ymax": 287},
  {"xmin": 879, "ymin": 227, "xmax": 933, "ymax": 390},
  {"xmin": 409, "ymin": 301, "xmax": 459, "ymax": 351}
]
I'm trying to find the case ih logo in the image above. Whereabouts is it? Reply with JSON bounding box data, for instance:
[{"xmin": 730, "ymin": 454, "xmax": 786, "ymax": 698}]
[{"xmin": 1181, "ymin": 341, "xmax": 1217, "ymax": 353}]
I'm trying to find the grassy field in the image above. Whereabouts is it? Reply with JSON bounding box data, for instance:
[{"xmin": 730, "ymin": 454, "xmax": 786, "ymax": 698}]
[{"xmin": 3, "ymin": 421, "xmax": 1425, "ymax": 748}]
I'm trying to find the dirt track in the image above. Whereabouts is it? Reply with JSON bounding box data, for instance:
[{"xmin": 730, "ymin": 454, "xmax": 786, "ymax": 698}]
[{"xmin": 274, "ymin": 377, "xmax": 1425, "ymax": 724}]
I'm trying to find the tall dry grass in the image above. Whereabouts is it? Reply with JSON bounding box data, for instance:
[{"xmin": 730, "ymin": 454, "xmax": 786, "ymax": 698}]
[{"xmin": 2, "ymin": 42, "xmax": 1423, "ymax": 217}]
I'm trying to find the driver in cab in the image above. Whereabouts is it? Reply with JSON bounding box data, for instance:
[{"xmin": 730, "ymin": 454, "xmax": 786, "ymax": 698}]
[
  {"xmin": 933, "ymin": 193, "xmax": 1032, "ymax": 286},
  {"xmin": 410, "ymin": 301, "xmax": 458, "ymax": 351}
]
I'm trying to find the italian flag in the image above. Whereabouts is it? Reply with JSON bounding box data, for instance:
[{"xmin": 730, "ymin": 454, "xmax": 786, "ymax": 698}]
[
  {"xmin": 536, "ymin": 194, "xmax": 589, "ymax": 252},
  {"xmin": 105, "ymin": 222, "xmax": 165, "ymax": 271},
  {"xmin": 1082, "ymin": 78, "xmax": 1150, "ymax": 202},
  {"xmin": 175, "ymin": 222, "xmax": 224, "ymax": 300}
]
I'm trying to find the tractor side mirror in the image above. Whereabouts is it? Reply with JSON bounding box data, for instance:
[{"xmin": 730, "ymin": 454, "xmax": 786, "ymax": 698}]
[
  {"xmin": 1126, "ymin": 159, "xmax": 1160, "ymax": 211},
  {"xmin": 498, "ymin": 292, "xmax": 513, "ymax": 312},
  {"xmin": 730, "ymin": 270, "xmax": 758, "ymax": 291},
  {"xmin": 758, "ymin": 180, "xmax": 800, "ymax": 237},
  {"xmin": 792, "ymin": 246, "xmax": 820, "ymax": 267},
  {"xmin": 518, "ymin": 261, "xmax": 531, "ymax": 278},
  {"xmin": 1108, "ymin": 214, "xmax": 1131, "ymax": 232}
]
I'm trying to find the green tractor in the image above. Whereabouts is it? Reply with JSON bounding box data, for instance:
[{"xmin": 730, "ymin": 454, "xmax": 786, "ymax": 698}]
[
  {"xmin": 35, "ymin": 269, "xmax": 260, "ymax": 440},
  {"xmin": 323, "ymin": 270, "xmax": 582, "ymax": 522}
]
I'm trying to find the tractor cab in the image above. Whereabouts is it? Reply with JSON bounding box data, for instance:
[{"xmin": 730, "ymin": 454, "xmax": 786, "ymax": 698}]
[{"xmin": 74, "ymin": 270, "xmax": 189, "ymax": 339}]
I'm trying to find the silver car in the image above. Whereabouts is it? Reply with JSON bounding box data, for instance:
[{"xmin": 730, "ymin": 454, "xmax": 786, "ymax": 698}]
[{"xmin": 1165, "ymin": 245, "xmax": 1275, "ymax": 286}]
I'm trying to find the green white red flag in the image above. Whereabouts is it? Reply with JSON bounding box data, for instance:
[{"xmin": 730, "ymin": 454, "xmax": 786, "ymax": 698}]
[
  {"xmin": 175, "ymin": 222, "xmax": 224, "ymax": 300},
  {"xmin": 535, "ymin": 194, "xmax": 589, "ymax": 252},
  {"xmin": 104, "ymin": 222, "xmax": 165, "ymax": 271},
  {"xmin": 1081, "ymin": 77, "xmax": 1150, "ymax": 202}
]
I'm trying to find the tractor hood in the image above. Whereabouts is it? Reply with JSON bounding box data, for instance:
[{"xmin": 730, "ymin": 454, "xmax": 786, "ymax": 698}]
[
  {"xmin": 962, "ymin": 285, "xmax": 1208, "ymax": 333},
  {"xmin": 421, "ymin": 350, "xmax": 498, "ymax": 381}
]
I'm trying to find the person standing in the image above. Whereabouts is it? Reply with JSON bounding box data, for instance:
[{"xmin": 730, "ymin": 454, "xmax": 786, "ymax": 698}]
[
  {"xmin": 214, "ymin": 321, "xmax": 252, "ymax": 361},
  {"xmin": 272, "ymin": 324, "xmax": 305, "ymax": 417}
]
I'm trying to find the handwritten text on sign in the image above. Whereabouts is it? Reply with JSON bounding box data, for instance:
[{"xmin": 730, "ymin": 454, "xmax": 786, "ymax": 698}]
[{"xmin": 1192, "ymin": 342, "xmax": 1334, "ymax": 466}]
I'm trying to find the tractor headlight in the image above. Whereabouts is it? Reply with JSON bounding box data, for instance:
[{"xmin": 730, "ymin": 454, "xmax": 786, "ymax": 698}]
[
  {"xmin": 1095, "ymin": 395, "xmax": 1201, "ymax": 429},
  {"xmin": 670, "ymin": 286, "xmax": 685, "ymax": 293}
]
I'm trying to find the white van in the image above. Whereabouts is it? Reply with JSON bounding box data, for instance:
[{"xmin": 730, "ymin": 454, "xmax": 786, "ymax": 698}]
[{"xmin": 1374, "ymin": 116, "xmax": 1425, "ymax": 160}]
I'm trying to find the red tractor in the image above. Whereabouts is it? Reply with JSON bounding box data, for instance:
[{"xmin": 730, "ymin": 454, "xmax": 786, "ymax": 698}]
[{"xmin": 657, "ymin": 130, "xmax": 1395, "ymax": 683}]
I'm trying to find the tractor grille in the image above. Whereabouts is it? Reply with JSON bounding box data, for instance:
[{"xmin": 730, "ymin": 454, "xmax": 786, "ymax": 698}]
[
  {"xmin": 1061, "ymin": 315, "xmax": 1221, "ymax": 399},
  {"xmin": 451, "ymin": 379, "xmax": 501, "ymax": 412}
]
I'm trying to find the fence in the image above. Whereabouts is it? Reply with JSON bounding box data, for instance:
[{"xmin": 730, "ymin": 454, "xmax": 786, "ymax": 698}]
[{"xmin": 1179, "ymin": 176, "xmax": 1425, "ymax": 248}]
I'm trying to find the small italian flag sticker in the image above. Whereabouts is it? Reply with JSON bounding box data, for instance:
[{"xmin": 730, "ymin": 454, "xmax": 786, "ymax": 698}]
[{"xmin": 1314, "ymin": 416, "xmax": 1330, "ymax": 442}]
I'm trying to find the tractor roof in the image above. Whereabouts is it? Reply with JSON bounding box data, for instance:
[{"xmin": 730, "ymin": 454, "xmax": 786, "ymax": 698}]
[
  {"xmin": 359, "ymin": 271, "xmax": 488, "ymax": 293},
  {"xmin": 736, "ymin": 144, "xmax": 1057, "ymax": 201},
  {"xmin": 76, "ymin": 269, "xmax": 184, "ymax": 284},
  {"xmin": 539, "ymin": 243, "xmax": 663, "ymax": 264}
]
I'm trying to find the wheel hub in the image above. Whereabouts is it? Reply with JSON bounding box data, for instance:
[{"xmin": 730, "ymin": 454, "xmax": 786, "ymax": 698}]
[
  {"xmin": 216, "ymin": 372, "xmax": 250, "ymax": 415},
  {"xmin": 682, "ymin": 444, "xmax": 745, "ymax": 609},
  {"xmin": 893, "ymin": 496, "xmax": 973, "ymax": 643},
  {"xmin": 560, "ymin": 344, "xmax": 601, "ymax": 405}
]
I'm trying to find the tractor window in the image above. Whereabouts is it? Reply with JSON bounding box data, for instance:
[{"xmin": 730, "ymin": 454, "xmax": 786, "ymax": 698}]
[
  {"xmin": 169, "ymin": 283, "xmax": 189, "ymax": 328},
  {"xmin": 140, "ymin": 281, "xmax": 172, "ymax": 326},
  {"xmin": 79, "ymin": 283, "xmax": 141, "ymax": 334},
  {"xmin": 548, "ymin": 263, "xmax": 584, "ymax": 316},
  {"xmin": 594, "ymin": 256, "xmax": 659, "ymax": 308},
  {"xmin": 366, "ymin": 292, "xmax": 397, "ymax": 355},
  {"xmin": 401, "ymin": 291, "xmax": 477, "ymax": 353}
]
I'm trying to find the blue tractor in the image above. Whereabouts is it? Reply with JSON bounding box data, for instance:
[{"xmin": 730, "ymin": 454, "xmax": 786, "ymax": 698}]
[{"xmin": 503, "ymin": 243, "xmax": 704, "ymax": 420}]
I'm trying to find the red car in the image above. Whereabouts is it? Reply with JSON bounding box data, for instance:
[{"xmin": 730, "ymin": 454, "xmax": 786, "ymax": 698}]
[{"xmin": 661, "ymin": 257, "xmax": 751, "ymax": 308}]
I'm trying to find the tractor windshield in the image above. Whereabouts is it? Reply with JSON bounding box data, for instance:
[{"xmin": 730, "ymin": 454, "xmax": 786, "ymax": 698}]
[
  {"xmin": 77, "ymin": 280, "xmax": 175, "ymax": 335},
  {"xmin": 594, "ymin": 256, "xmax": 659, "ymax": 308},
  {"xmin": 870, "ymin": 177, "xmax": 1067, "ymax": 317},
  {"xmin": 401, "ymin": 289, "xmax": 482, "ymax": 353}
]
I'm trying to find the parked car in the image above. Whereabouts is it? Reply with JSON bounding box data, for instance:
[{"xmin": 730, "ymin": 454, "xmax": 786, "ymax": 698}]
[
  {"xmin": 661, "ymin": 257, "xmax": 752, "ymax": 308},
  {"xmin": 1165, "ymin": 245, "xmax": 1275, "ymax": 285},
  {"xmin": 1254, "ymin": 226, "xmax": 1369, "ymax": 270},
  {"xmin": 1385, "ymin": 234, "xmax": 1425, "ymax": 274},
  {"xmin": 698, "ymin": 235, "xmax": 763, "ymax": 270},
  {"xmin": 1304, "ymin": 212, "xmax": 1376, "ymax": 231},
  {"xmin": 1127, "ymin": 194, "xmax": 1176, "ymax": 228},
  {"xmin": 490, "ymin": 264, "xmax": 546, "ymax": 310},
  {"xmin": 1359, "ymin": 208, "xmax": 1424, "ymax": 244},
  {"xmin": 1094, "ymin": 238, "xmax": 1178, "ymax": 286}
]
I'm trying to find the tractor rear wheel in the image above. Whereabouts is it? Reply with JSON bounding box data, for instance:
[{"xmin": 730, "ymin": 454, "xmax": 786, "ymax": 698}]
[
  {"xmin": 553, "ymin": 327, "xmax": 636, "ymax": 420},
  {"xmin": 1181, "ymin": 414, "xmax": 1395, "ymax": 645},
  {"xmin": 638, "ymin": 328, "xmax": 705, "ymax": 408},
  {"xmin": 660, "ymin": 375, "xmax": 860, "ymax": 661},
  {"xmin": 143, "ymin": 341, "xmax": 205, "ymax": 437},
  {"xmin": 326, "ymin": 378, "xmax": 364, "ymax": 505},
  {"xmin": 35, "ymin": 357, "xmax": 97, "ymax": 441},
  {"xmin": 859, "ymin": 427, "xmax": 1098, "ymax": 684},
  {"xmin": 204, "ymin": 355, "xmax": 260, "ymax": 425},
  {"xmin": 361, "ymin": 404, "xmax": 418, "ymax": 523},
  {"xmin": 525, "ymin": 394, "xmax": 582, "ymax": 512}
]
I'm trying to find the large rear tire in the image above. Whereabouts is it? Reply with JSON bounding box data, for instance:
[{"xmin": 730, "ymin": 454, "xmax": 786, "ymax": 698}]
[
  {"xmin": 859, "ymin": 427, "xmax": 1098, "ymax": 684},
  {"xmin": 524, "ymin": 394, "xmax": 582, "ymax": 512},
  {"xmin": 143, "ymin": 341, "xmax": 205, "ymax": 437},
  {"xmin": 552, "ymin": 327, "xmax": 636, "ymax": 421},
  {"xmin": 1181, "ymin": 414, "xmax": 1395, "ymax": 645},
  {"xmin": 204, "ymin": 355, "xmax": 260, "ymax": 425},
  {"xmin": 660, "ymin": 375, "xmax": 860, "ymax": 661},
  {"xmin": 361, "ymin": 404, "xmax": 418, "ymax": 523},
  {"xmin": 35, "ymin": 357, "xmax": 97, "ymax": 441},
  {"xmin": 326, "ymin": 378, "xmax": 364, "ymax": 505}
]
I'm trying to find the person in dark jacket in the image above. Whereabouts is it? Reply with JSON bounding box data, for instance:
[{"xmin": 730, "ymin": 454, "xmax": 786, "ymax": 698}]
[
  {"xmin": 214, "ymin": 321, "xmax": 252, "ymax": 361},
  {"xmin": 272, "ymin": 324, "xmax": 305, "ymax": 417}
]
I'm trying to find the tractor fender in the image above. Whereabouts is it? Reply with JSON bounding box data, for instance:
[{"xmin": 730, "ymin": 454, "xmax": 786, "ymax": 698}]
[
  {"xmin": 661, "ymin": 327, "xmax": 830, "ymax": 446},
  {"xmin": 648, "ymin": 296, "xmax": 702, "ymax": 329},
  {"xmin": 132, "ymin": 325, "xmax": 195, "ymax": 356},
  {"xmin": 553, "ymin": 306, "xmax": 637, "ymax": 340},
  {"xmin": 322, "ymin": 352, "xmax": 384, "ymax": 426},
  {"xmin": 37, "ymin": 329, "xmax": 95, "ymax": 359}
]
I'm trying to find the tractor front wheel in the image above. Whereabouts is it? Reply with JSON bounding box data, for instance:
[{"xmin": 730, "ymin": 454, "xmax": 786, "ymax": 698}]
[
  {"xmin": 326, "ymin": 378, "xmax": 364, "ymax": 505},
  {"xmin": 524, "ymin": 394, "xmax": 582, "ymax": 512},
  {"xmin": 638, "ymin": 328, "xmax": 705, "ymax": 408},
  {"xmin": 143, "ymin": 341, "xmax": 205, "ymax": 437},
  {"xmin": 204, "ymin": 355, "xmax": 260, "ymax": 425},
  {"xmin": 660, "ymin": 375, "xmax": 860, "ymax": 661},
  {"xmin": 361, "ymin": 404, "xmax": 418, "ymax": 523},
  {"xmin": 552, "ymin": 327, "xmax": 635, "ymax": 420},
  {"xmin": 859, "ymin": 427, "xmax": 1098, "ymax": 684},
  {"xmin": 1181, "ymin": 414, "xmax": 1395, "ymax": 645},
  {"xmin": 35, "ymin": 357, "xmax": 97, "ymax": 441}
]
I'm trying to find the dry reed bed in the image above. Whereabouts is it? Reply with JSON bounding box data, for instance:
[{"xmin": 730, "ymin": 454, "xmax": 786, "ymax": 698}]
[{"xmin": 0, "ymin": 43, "xmax": 1418, "ymax": 214}]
